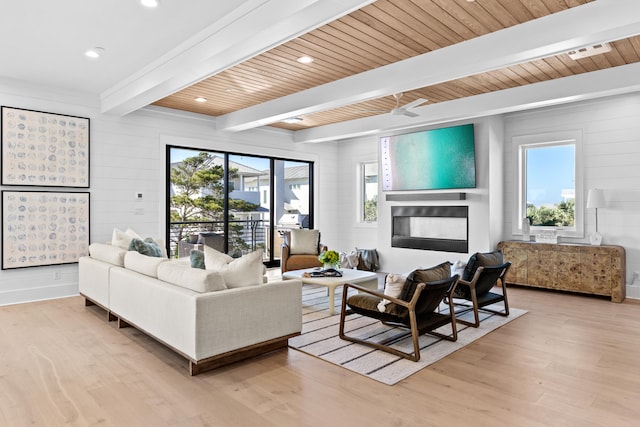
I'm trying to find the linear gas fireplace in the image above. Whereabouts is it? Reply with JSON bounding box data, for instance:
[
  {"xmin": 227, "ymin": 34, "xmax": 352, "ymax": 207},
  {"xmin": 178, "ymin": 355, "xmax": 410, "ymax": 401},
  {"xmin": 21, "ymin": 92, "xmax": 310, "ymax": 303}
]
[{"xmin": 391, "ymin": 205, "xmax": 468, "ymax": 253}]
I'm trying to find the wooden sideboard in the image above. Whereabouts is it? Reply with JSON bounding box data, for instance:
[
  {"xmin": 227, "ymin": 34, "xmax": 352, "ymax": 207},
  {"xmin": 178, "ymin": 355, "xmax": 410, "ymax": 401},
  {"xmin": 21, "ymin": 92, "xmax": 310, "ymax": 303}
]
[{"xmin": 496, "ymin": 241, "xmax": 626, "ymax": 302}]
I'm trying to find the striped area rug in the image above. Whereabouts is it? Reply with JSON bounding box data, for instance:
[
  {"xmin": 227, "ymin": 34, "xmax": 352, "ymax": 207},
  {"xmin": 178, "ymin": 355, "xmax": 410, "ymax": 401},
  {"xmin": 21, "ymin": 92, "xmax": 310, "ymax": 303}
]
[{"xmin": 289, "ymin": 283, "xmax": 527, "ymax": 385}]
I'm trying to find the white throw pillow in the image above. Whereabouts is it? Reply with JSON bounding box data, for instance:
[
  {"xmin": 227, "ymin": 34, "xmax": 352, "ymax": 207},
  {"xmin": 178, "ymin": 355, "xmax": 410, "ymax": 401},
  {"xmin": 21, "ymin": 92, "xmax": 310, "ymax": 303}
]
[
  {"xmin": 157, "ymin": 262, "xmax": 227, "ymax": 293},
  {"xmin": 377, "ymin": 273, "xmax": 406, "ymax": 312},
  {"xmin": 88, "ymin": 243, "xmax": 127, "ymax": 266},
  {"xmin": 289, "ymin": 229, "xmax": 320, "ymax": 255},
  {"xmin": 111, "ymin": 228, "xmax": 141, "ymax": 250},
  {"xmin": 203, "ymin": 245, "xmax": 234, "ymax": 269},
  {"xmin": 206, "ymin": 249, "xmax": 265, "ymax": 288}
]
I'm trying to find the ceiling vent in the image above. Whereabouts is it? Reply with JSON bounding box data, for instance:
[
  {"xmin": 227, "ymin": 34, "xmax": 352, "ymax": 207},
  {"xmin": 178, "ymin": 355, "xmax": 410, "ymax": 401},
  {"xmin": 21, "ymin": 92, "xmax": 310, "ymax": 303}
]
[{"xmin": 567, "ymin": 42, "xmax": 612, "ymax": 60}]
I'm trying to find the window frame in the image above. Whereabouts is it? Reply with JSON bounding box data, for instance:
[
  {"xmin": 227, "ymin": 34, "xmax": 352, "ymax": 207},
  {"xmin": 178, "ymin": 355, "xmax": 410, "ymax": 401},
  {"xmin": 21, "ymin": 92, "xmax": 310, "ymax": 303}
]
[
  {"xmin": 359, "ymin": 161, "xmax": 378, "ymax": 224},
  {"xmin": 166, "ymin": 145, "xmax": 314, "ymax": 266},
  {"xmin": 512, "ymin": 130, "xmax": 584, "ymax": 238}
]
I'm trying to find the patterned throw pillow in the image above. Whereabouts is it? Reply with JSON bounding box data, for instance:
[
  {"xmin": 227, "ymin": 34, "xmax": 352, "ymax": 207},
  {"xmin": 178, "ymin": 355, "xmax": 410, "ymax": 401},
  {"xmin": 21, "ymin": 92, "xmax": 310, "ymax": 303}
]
[
  {"xmin": 129, "ymin": 237, "xmax": 163, "ymax": 257},
  {"xmin": 190, "ymin": 249, "xmax": 205, "ymax": 269}
]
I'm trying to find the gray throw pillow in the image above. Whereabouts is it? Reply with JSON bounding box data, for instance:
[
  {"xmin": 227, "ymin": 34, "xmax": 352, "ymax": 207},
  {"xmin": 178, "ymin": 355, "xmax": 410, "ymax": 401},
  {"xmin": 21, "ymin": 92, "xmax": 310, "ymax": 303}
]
[
  {"xmin": 129, "ymin": 237, "xmax": 163, "ymax": 257},
  {"xmin": 190, "ymin": 249, "xmax": 205, "ymax": 269}
]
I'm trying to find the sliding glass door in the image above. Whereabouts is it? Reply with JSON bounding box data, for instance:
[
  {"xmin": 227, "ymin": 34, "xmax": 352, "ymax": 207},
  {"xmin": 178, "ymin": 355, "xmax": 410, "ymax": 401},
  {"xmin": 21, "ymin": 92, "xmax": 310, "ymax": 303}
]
[{"xmin": 167, "ymin": 146, "xmax": 313, "ymax": 266}]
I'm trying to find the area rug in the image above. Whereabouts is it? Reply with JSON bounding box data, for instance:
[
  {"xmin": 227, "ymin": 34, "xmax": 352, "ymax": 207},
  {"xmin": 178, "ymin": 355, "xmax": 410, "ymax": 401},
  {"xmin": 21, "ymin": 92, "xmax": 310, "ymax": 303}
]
[{"xmin": 289, "ymin": 284, "xmax": 527, "ymax": 385}]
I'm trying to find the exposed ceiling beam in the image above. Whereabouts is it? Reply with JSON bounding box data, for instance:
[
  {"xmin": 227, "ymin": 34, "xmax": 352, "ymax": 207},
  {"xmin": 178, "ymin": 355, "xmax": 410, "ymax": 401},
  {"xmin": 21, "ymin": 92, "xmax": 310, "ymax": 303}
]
[
  {"xmin": 292, "ymin": 62, "xmax": 640, "ymax": 143},
  {"xmin": 217, "ymin": 0, "xmax": 640, "ymax": 132},
  {"xmin": 100, "ymin": 0, "xmax": 374, "ymax": 115}
]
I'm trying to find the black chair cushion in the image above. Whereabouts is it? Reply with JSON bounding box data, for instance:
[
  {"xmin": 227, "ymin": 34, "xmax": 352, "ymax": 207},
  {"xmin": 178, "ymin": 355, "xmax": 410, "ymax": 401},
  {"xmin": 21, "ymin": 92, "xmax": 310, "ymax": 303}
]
[
  {"xmin": 346, "ymin": 294, "xmax": 408, "ymax": 321},
  {"xmin": 399, "ymin": 261, "xmax": 451, "ymax": 302},
  {"xmin": 462, "ymin": 250, "xmax": 504, "ymax": 281}
]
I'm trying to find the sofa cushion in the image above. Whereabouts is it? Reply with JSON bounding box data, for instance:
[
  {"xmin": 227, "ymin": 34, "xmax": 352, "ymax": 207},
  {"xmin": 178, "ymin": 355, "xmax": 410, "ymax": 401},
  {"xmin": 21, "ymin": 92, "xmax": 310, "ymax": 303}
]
[
  {"xmin": 205, "ymin": 249, "xmax": 265, "ymax": 288},
  {"xmin": 124, "ymin": 251, "xmax": 167, "ymax": 278},
  {"xmin": 88, "ymin": 243, "xmax": 127, "ymax": 266},
  {"xmin": 462, "ymin": 250, "xmax": 504, "ymax": 281},
  {"xmin": 289, "ymin": 229, "xmax": 320, "ymax": 255},
  {"xmin": 111, "ymin": 227, "xmax": 141, "ymax": 249},
  {"xmin": 203, "ymin": 245, "xmax": 234, "ymax": 268},
  {"xmin": 157, "ymin": 262, "xmax": 227, "ymax": 293}
]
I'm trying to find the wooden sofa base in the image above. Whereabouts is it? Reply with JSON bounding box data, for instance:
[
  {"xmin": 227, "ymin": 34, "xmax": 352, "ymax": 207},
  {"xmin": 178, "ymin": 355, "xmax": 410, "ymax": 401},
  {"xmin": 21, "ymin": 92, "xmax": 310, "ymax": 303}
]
[
  {"xmin": 83, "ymin": 296, "xmax": 300, "ymax": 376},
  {"xmin": 188, "ymin": 334, "xmax": 299, "ymax": 376},
  {"xmin": 81, "ymin": 294, "xmax": 116, "ymax": 321}
]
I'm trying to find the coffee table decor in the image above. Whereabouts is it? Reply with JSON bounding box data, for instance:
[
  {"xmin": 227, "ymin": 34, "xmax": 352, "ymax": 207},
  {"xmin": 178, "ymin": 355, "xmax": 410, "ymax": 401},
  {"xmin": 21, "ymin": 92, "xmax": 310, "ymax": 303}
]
[{"xmin": 283, "ymin": 267, "xmax": 377, "ymax": 315}]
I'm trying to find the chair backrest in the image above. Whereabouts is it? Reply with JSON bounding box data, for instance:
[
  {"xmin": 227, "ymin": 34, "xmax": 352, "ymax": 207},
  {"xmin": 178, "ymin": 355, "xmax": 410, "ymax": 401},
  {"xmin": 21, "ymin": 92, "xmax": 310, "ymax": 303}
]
[
  {"xmin": 473, "ymin": 262, "xmax": 512, "ymax": 296},
  {"xmin": 283, "ymin": 229, "xmax": 321, "ymax": 255},
  {"xmin": 463, "ymin": 250, "xmax": 504, "ymax": 281},
  {"xmin": 414, "ymin": 275, "xmax": 459, "ymax": 317}
]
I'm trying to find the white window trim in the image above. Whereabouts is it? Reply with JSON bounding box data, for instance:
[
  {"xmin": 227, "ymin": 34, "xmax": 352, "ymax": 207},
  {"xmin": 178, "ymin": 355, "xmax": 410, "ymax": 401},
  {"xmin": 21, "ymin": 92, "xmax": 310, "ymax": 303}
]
[
  {"xmin": 356, "ymin": 160, "xmax": 378, "ymax": 226},
  {"xmin": 512, "ymin": 130, "xmax": 584, "ymax": 239}
]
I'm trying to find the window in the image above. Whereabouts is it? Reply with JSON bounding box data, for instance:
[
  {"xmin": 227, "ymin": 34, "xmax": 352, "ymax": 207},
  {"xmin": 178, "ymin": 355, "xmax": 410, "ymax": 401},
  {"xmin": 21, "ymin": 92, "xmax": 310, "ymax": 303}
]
[
  {"xmin": 167, "ymin": 146, "xmax": 313, "ymax": 266},
  {"xmin": 362, "ymin": 162, "xmax": 378, "ymax": 222},
  {"xmin": 513, "ymin": 131, "xmax": 583, "ymax": 238}
]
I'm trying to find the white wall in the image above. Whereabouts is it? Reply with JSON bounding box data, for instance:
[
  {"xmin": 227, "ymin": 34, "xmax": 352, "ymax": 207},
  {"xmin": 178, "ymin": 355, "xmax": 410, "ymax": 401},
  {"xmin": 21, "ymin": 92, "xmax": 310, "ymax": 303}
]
[
  {"xmin": 0, "ymin": 82, "xmax": 338, "ymax": 306},
  {"xmin": 336, "ymin": 117, "xmax": 504, "ymax": 274},
  {"xmin": 502, "ymin": 92, "xmax": 640, "ymax": 296}
]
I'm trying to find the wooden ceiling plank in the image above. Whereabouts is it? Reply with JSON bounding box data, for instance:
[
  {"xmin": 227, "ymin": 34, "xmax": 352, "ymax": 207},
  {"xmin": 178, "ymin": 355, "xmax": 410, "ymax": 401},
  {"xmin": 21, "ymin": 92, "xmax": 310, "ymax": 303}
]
[
  {"xmin": 540, "ymin": 56, "xmax": 575, "ymax": 78},
  {"xmin": 472, "ymin": 0, "xmax": 520, "ymax": 28},
  {"xmin": 299, "ymin": 29, "xmax": 390, "ymax": 70},
  {"xmin": 613, "ymin": 38, "xmax": 640, "ymax": 63},
  {"xmin": 324, "ymin": 20, "xmax": 412, "ymax": 63},
  {"xmin": 274, "ymin": 42, "xmax": 366, "ymax": 78},
  {"xmin": 516, "ymin": 0, "xmax": 552, "ymax": 19},
  {"xmin": 463, "ymin": 1, "xmax": 512, "ymax": 33},
  {"xmin": 628, "ymin": 35, "xmax": 640, "ymax": 57},
  {"xmin": 332, "ymin": 15, "xmax": 420, "ymax": 59},
  {"xmin": 371, "ymin": 0, "xmax": 453, "ymax": 50},
  {"xmin": 430, "ymin": 0, "xmax": 493, "ymax": 37},
  {"xmin": 410, "ymin": 0, "xmax": 479, "ymax": 41},
  {"xmin": 347, "ymin": 8, "xmax": 427, "ymax": 55},
  {"xmin": 399, "ymin": 0, "xmax": 466, "ymax": 45}
]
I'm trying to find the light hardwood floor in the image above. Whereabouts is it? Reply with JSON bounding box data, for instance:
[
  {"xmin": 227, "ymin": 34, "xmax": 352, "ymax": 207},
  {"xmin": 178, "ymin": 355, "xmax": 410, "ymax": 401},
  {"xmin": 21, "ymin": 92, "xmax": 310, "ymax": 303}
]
[{"xmin": 1, "ymin": 286, "xmax": 639, "ymax": 426}]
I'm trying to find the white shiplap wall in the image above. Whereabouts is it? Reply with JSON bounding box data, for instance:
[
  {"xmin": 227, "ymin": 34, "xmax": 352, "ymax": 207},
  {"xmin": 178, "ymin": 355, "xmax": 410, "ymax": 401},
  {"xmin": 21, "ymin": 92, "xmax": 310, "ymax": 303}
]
[
  {"xmin": 0, "ymin": 84, "xmax": 338, "ymax": 306},
  {"xmin": 503, "ymin": 92, "xmax": 640, "ymax": 297}
]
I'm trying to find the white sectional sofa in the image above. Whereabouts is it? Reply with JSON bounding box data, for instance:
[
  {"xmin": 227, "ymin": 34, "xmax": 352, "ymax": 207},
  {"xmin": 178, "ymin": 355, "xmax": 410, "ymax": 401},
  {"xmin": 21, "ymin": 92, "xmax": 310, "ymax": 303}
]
[{"xmin": 79, "ymin": 243, "xmax": 302, "ymax": 375}]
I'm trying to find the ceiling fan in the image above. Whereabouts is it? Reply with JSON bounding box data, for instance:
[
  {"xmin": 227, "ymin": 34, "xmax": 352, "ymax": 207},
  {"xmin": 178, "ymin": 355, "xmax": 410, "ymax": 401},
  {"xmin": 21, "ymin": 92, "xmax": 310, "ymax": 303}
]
[{"xmin": 360, "ymin": 93, "xmax": 428, "ymax": 117}]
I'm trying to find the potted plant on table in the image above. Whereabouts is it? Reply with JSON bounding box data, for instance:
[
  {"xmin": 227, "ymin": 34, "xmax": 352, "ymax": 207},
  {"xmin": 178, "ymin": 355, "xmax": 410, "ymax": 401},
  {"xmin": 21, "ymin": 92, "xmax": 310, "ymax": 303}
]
[{"xmin": 318, "ymin": 250, "xmax": 340, "ymax": 271}]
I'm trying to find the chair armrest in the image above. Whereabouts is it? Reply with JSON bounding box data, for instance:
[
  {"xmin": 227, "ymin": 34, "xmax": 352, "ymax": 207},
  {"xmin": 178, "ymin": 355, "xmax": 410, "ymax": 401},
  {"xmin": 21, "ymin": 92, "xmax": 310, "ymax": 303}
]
[
  {"xmin": 342, "ymin": 282, "xmax": 426, "ymax": 310},
  {"xmin": 280, "ymin": 244, "xmax": 290, "ymax": 273}
]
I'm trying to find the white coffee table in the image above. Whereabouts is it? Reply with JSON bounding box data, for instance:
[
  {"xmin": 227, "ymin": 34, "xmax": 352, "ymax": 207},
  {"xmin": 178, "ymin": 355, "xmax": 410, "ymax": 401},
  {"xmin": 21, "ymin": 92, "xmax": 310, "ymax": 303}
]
[{"xmin": 283, "ymin": 268, "xmax": 379, "ymax": 315}]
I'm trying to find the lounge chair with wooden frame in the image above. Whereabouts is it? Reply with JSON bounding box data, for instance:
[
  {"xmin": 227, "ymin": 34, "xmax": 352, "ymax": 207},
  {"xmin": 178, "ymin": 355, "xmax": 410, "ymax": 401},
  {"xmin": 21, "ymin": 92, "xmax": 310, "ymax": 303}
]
[
  {"xmin": 338, "ymin": 275, "xmax": 460, "ymax": 362},
  {"xmin": 449, "ymin": 262, "xmax": 512, "ymax": 327}
]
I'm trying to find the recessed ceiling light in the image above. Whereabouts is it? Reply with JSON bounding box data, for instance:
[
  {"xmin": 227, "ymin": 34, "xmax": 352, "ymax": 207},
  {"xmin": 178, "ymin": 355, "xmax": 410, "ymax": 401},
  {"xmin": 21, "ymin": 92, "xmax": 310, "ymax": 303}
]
[
  {"xmin": 85, "ymin": 47, "xmax": 105, "ymax": 59},
  {"xmin": 282, "ymin": 117, "xmax": 303, "ymax": 124},
  {"xmin": 194, "ymin": 97, "xmax": 207, "ymax": 103},
  {"xmin": 140, "ymin": 0, "xmax": 159, "ymax": 7},
  {"xmin": 297, "ymin": 56, "xmax": 313, "ymax": 64}
]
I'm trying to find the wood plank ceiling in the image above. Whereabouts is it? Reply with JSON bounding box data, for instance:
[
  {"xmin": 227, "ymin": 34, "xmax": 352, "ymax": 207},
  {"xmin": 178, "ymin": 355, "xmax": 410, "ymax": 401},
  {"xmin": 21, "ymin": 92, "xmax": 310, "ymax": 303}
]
[{"xmin": 152, "ymin": 0, "xmax": 640, "ymax": 131}]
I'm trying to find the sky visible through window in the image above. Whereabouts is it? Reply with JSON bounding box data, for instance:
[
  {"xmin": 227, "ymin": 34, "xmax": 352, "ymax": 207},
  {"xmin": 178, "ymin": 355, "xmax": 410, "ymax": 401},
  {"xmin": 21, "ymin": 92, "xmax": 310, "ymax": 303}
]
[{"xmin": 526, "ymin": 145, "xmax": 575, "ymax": 206}]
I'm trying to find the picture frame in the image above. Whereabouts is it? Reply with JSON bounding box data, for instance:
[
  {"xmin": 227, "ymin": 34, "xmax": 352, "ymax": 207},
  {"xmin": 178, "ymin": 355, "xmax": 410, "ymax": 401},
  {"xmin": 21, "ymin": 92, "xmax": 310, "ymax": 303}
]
[
  {"xmin": 1, "ymin": 106, "xmax": 90, "ymax": 187},
  {"xmin": 1, "ymin": 190, "xmax": 90, "ymax": 269}
]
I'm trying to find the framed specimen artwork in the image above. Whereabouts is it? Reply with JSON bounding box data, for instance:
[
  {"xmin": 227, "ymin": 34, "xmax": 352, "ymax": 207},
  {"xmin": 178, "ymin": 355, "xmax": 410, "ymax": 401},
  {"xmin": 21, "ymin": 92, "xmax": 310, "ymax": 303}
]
[
  {"xmin": 1, "ymin": 190, "xmax": 90, "ymax": 269},
  {"xmin": 1, "ymin": 106, "xmax": 90, "ymax": 187}
]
